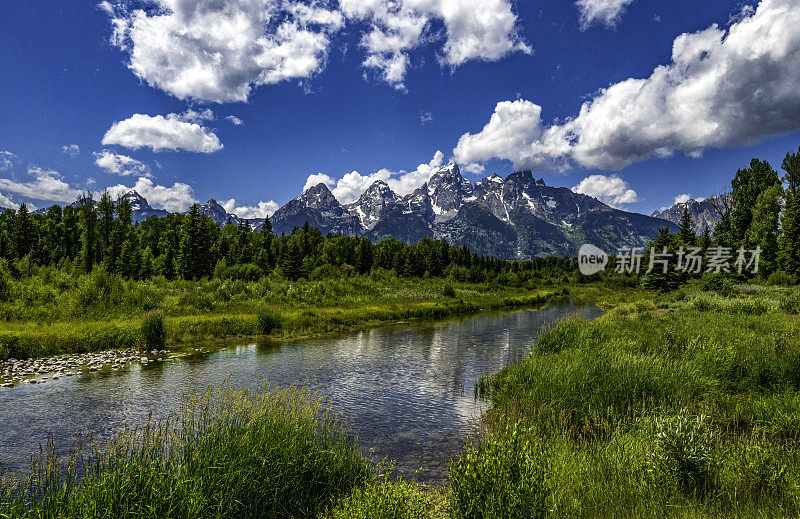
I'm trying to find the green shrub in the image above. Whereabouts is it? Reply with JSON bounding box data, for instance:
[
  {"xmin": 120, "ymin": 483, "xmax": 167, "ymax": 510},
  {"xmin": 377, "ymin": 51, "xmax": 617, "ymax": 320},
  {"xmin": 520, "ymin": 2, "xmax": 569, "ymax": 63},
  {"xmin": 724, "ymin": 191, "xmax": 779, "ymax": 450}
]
[
  {"xmin": 780, "ymin": 290, "xmax": 800, "ymax": 314},
  {"xmin": 256, "ymin": 306, "xmax": 282, "ymax": 335},
  {"xmin": 442, "ymin": 285, "xmax": 456, "ymax": 298},
  {"xmin": 141, "ymin": 311, "xmax": 166, "ymax": 349},
  {"xmin": 450, "ymin": 424, "xmax": 549, "ymax": 519},
  {"xmin": 766, "ymin": 271, "xmax": 796, "ymax": 286},
  {"xmin": 650, "ymin": 411, "xmax": 713, "ymax": 495},
  {"xmin": 699, "ymin": 273, "xmax": 735, "ymax": 297}
]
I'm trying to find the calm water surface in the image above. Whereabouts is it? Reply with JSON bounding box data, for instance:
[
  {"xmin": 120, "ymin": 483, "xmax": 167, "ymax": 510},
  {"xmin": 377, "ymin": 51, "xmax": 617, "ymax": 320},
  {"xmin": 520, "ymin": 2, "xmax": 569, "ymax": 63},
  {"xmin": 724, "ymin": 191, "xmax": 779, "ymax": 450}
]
[{"xmin": 0, "ymin": 302, "xmax": 601, "ymax": 483}]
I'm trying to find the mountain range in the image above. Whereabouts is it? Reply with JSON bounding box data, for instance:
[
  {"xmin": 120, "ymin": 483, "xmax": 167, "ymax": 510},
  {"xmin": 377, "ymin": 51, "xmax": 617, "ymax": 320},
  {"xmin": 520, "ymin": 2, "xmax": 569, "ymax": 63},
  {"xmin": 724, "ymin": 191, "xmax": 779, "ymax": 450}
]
[
  {"xmin": 650, "ymin": 197, "xmax": 722, "ymax": 235},
  {"xmin": 270, "ymin": 163, "xmax": 678, "ymax": 259},
  {"xmin": 31, "ymin": 163, "xmax": 699, "ymax": 260}
]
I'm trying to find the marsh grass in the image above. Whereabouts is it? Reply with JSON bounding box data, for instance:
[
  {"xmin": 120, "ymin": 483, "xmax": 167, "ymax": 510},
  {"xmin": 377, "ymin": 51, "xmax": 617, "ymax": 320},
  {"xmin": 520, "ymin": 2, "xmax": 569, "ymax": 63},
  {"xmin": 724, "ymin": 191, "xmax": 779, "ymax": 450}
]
[
  {"xmin": 0, "ymin": 382, "xmax": 370, "ymax": 518},
  {"xmin": 0, "ymin": 271, "xmax": 558, "ymax": 361},
  {"xmin": 470, "ymin": 291, "xmax": 800, "ymax": 516}
]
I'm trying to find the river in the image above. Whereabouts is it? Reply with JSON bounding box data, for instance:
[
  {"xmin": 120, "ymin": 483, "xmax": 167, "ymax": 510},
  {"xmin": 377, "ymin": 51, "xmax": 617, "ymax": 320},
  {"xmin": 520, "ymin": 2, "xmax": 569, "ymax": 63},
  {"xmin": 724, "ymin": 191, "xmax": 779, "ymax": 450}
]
[{"xmin": 0, "ymin": 302, "xmax": 601, "ymax": 483}]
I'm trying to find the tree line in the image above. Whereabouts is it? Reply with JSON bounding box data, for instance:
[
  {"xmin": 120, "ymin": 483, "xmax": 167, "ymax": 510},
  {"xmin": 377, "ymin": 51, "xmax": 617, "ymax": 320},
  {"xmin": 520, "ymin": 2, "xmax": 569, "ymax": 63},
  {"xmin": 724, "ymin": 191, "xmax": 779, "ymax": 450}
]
[
  {"xmin": 640, "ymin": 145, "xmax": 800, "ymax": 290},
  {"xmin": 0, "ymin": 191, "xmax": 575, "ymax": 283}
]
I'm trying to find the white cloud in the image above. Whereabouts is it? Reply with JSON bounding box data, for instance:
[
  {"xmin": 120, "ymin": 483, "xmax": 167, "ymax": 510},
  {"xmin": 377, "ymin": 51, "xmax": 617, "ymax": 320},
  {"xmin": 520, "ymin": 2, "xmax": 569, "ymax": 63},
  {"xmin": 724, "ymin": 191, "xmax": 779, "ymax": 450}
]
[
  {"xmin": 102, "ymin": 112, "xmax": 223, "ymax": 153},
  {"xmin": 576, "ymin": 0, "xmax": 636, "ymax": 30},
  {"xmin": 341, "ymin": 0, "xmax": 529, "ymax": 89},
  {"xmin": 673, "ymin": 193, "xmax": 706, "ymax": 205},
  {"xmin": 61, "ymin": 144, "xmax": 80, "ymax": 157},
  {"xmin": 106, "ymin": 177, "xmax": 198, "ymax": 212},
  {"xmin": 0, "ymin": 151, "xmax": 16, "ymax": 171},
  {"xmin": 462, "ymin": 163, "xmax": 485, "ymax": 175},
  {"xmin": 454, "ymin": 0, "xmax": 800, "ymax": 172},
  {"xmin": 226, "ymin": 115, "xmax": 244, "ymax": 126},
  {"xmin": 221, "ymin": 199, "xmax": 279, "ymax": 218},
  {"xmin": 303, "ymin": 150, "xmax": 446, "ymax": 204},
  {"xmin": 93, "ymin": 150, "xmax": 151, "ymax": 177},
  {"xmin": 420, "ymin": 111, "xmax": 433, "ymax": 125},
  {"xmin": 572, "ymin": 174, "xmax": 639, "ymax": 206},
  {"xmin": 103, "ymin": 0, "xmax": 528, "ymax": 99},
  {"xmin": 104, "ymin": 0, "xmax": 344, "ymax": 103},
  {"xmin": 0, "ymin": 167, "xmax": 85, "ymax": 203},
  {"xmin": 0, "ymin": 193, "xmax": 19, "ymax": 210}
]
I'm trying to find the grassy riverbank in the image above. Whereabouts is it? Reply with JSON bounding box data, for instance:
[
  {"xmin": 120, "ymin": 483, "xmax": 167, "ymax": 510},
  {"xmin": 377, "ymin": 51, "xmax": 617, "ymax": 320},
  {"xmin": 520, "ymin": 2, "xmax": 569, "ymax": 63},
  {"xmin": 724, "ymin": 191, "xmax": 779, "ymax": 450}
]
[
  {"xmin": 0, "ymin": 268, "xmax": 567, "ymax": 360},
  {"xmin": 468, "ymin": 282, "xmax": 800, "ymax": 517},
  {"xmin": 7, "ymin": 280, "xmax": 800, "ymax": 517}
]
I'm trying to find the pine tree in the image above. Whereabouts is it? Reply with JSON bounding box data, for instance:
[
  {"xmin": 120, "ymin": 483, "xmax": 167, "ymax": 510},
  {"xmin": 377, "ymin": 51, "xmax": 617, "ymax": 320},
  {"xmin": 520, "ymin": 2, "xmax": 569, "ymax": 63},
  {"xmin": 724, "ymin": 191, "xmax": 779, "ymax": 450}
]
[
  {"xmin": 78, "ymin": 195, "xmax": 96, "ymax": 273},
  {"xmin": 730, "ymin": 158, "xmax": 781, "ymax": 244},
  {"xmin": 678, "ymin": 206, "xmax": 696, "ymax": 245},
  {"xmin": 280, "ymin": 237, "xmax": 304, "ymax": 281},
  {"xmin": 746, "ymin": 184, "xmax": 782, "ymax": 275},
  {"xmin": 355, "ymin": 237, "xmax": 373, "ymax": 274},
  {"xmin": 97, "ymin": 191, "xmax": 114, "ymax": 264},
  {"xmin": 13, "ymin": 203, "xmax": 33, "ymax": 259},
  {"xmin": 179, "ymin": 204, "xmax": 214, "ymax": 280},
  {"xmin": 779, "ymin": 147, "xmax": 800, "ymax": 276}
]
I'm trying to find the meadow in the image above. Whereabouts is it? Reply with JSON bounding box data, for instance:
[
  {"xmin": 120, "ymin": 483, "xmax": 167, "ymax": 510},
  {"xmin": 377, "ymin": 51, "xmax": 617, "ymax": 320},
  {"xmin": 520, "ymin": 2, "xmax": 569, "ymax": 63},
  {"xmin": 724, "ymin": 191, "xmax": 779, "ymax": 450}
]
[{"xmin": 0, "ymin": 266, "xmax": 562, "ymax": 361}]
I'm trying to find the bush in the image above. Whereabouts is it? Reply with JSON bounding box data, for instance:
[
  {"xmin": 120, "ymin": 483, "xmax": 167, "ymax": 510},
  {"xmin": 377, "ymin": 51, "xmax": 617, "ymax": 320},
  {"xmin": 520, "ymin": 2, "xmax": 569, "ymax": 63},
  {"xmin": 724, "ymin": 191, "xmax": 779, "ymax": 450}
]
[
  {"xmin": 766, "ymin": 271, "xmax": 796, "ymax": 286},
  {"xmin": 650, "ymin": 410, "xmax": 713, "ymax": 495},
  {"xmin": 450, "ymin": 423, "xmax": 549, "ymax": 519},
  {"xmin": 256, "ymin": 307, "xmax": 282, "ymax": 335},
  {"xmin": 699, "ymin": 273, "xmax": 735, "ymax": 297},
  {"xmin": 141, "ymin": 311, "xmax": 166, "ymax": 349},
  {"xmin": 221, "ymin": 263, "xmax": 262, "ymax": 282},
  {"xmin": 780, "ymin": 290, "xmax": 800, "ymax": 315},
  {"xmin": 442, "ymin": 285, "xmax": 456, "ymax": 298}
]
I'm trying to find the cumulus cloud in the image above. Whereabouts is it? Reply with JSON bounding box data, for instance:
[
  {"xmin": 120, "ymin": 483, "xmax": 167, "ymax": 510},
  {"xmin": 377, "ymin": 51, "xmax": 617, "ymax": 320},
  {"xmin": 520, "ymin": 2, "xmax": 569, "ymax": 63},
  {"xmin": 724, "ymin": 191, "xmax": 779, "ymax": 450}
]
[
  {"xmin": 572, "ymin": 174, "xmax": 639, "ymax": 207},
  {"xmin": 454, "ymin": 0, "xmax": 800, "ymax": 172},
  {"xmin": 104, "ymin": 0, "xmax": 344, "ymax": 103},
  {"xmin": 62, "ymin": 144, "xmax": 80, "ymax": 157},
  {"xmin": 93, "ymin": 150, "xmax": 151, "ymax": 177},
  {"xmin": 103, "ymin": 0, "xmax": 528, "ymax": 99},
  {"xmin": 303, "ymin": 150, "xmax": 446, "ymax": 204},
  {"xmin": 106, "ymin": 177, "xmax": 198, "ymax": 212},
  {"xmin": 221, "ymin": 199, "xmax": 279, "ymax": 218},
  {"xmin": 0, "ymin": 151, "xmax": 16, "ymax": 171},
  {"xmin": 226, "ymin": 115, "xmax": 244, "ymax": 126},
  {"xmin": 341, "ymin": 0, "xmax": 529, "ymax": 89},
  {"xmin": 576, "ymin": 0, "xmax": 636, "ymax": 29},
  {"xmin": 673, "ymin": 193, "xmax": 706, "ymax": 205},
  {"xmin": 0, "ymin": 167, "xmax": 85, "ymax": 203},
  {"xmin": 0, "ymin": 192, "xmax": 20, "ymax": 210},
  {"xmin": 102, "ymin": 112, "xmax": 223, "ymax": 153}
]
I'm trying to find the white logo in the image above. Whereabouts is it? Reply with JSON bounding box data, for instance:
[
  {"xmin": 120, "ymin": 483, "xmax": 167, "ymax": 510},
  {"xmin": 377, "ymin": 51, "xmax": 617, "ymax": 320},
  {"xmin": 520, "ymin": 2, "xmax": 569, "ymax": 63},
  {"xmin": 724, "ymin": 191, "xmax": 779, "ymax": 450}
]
[{"xmin": 578, "ymin": 244, "xmax": 608, "ymax": 275}]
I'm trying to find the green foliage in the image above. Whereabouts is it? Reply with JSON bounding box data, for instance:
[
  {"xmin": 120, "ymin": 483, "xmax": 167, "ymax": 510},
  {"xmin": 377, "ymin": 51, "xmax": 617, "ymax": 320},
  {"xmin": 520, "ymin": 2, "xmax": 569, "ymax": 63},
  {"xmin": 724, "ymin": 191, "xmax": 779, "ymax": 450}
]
[
  {"xmin": 780, "ymin": 290, "xmax": 800, "ymax": 314},
  {"xmin": 329, "ymin": 470, "xmax": 430, "ymax": 519},
  {"xmin": 0, "ymin": 383, "xmax": 370, "ymax": 518},
  {"xmin": 650, "ymin": 411, "xmax": 714, "ymax": 494},
  {"xmin": 449, "ymin": 423, "xmax": 549, "ymax": 519},
  {"xmin": 767, "ymin": 270, "xmax": 796, "ymax": 286},
  {"xmin": 256, "ymin": 306, "xmax": 282, "ymax": 335},
  {"xmin": 442, "ymin": 285, "xmax": 456, "ymax": 298},
  {"xmin": 140, "ymin": 311, "xmax": 166, "ymax": 349}
]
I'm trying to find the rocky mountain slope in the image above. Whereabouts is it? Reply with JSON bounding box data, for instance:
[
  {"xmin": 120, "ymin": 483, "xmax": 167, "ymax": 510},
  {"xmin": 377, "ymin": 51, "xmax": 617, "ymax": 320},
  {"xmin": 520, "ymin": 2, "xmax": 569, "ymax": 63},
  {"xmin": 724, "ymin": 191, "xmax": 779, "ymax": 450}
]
[
  {"xmin": 650, "ymin": 197, "xmax": 721, "ymax": 235},
  {"xmin": 271, "ymin": 163, "xmax": 677, "ymax": 259}
]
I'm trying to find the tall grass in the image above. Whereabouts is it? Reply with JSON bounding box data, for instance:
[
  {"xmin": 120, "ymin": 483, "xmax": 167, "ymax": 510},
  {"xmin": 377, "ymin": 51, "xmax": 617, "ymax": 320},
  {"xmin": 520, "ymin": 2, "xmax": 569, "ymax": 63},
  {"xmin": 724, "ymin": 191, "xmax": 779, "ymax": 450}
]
[
  {"xmin": 469, "ymin": 293, "xmax": 800, "ymax": 516},
  {"xmin": 0, "ymin": 382, "xmax": 370, "ymax": 518}
]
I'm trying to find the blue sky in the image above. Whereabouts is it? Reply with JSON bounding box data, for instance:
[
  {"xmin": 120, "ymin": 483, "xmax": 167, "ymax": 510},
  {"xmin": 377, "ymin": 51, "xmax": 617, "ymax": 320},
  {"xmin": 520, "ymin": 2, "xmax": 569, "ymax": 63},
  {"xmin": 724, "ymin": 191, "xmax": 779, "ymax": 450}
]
[{"xmin": 1, "ymin": 0, "xmax": 799, "ymax": 217}]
